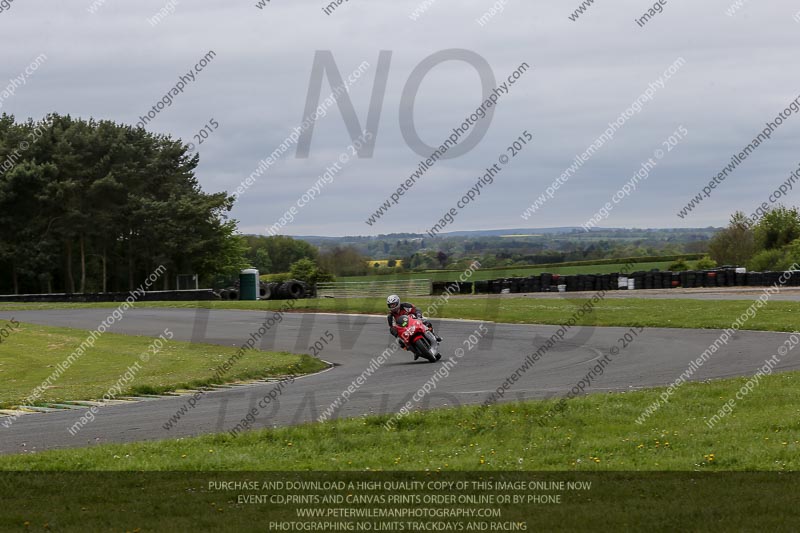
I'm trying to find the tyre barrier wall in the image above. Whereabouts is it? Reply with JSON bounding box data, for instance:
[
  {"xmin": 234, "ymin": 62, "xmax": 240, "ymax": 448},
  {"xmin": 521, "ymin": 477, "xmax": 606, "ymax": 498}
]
[
  {"xmin": 431, "ymin": 281, "xmax": 474, "ymax": 295},
  {"xmin": 469, "ymin": 268, "xmax": 800, "ymax": 294},
  {"xmin": 221, "ymin": 280, "xmax": 311, "ymax": 301},
  {"xmin": 0, "ymin": 289, "xmax": 218, "ymax": 303}
]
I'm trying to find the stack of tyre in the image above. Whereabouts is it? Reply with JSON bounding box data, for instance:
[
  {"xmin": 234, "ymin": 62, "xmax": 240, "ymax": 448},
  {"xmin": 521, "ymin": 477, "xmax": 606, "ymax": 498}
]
[
  {"xmin": 219, "ymin": 287, "xmax": 239, "ymax": 300},
  {"xmin": 219, "ymin": 279, "xmax": 311, "ymax": 300},
  {"xmin": 272, "ymin": 279, "xmax": 310, "ymax": 300},
  {"xmin": 463, "ymin": 266, "xmax": 800, "ymax": 294},
  {"xmin": 431, "ymin": 281, "xmax": 474, "ymax": 295}
]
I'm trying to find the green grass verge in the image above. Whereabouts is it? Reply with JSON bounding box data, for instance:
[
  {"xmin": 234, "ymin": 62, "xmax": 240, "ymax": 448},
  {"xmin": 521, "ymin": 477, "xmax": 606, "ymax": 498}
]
[
  {"xmin": 1, "ymin": 369, "xmax": 797, "ymax": 471},
  {"xmin": 260, "ymin": 296, "xmax": 798, "ymax": 332},
  {"xmin": 3, "ymin": 296, "xmax": 795, "ymax": 332},
  {"xmin": 0, "ymin": 322, "xmax": 326, "ymax": 408}
]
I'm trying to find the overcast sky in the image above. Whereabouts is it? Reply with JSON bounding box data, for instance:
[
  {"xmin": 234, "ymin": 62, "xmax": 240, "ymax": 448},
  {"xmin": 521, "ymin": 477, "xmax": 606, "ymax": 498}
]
[{"xmin": 2, "ymin": 0, "xmax": 799, "ymax": 236}]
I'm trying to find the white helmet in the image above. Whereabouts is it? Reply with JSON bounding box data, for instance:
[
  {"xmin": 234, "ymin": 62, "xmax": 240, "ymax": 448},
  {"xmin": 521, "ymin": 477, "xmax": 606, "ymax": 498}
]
[{"xmin": 387, "ymin": 294, "xmax": 400, "ymax": 311}]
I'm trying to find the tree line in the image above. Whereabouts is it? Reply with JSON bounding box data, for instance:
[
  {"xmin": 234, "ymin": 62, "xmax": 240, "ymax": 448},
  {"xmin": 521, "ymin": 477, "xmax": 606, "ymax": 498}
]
[
  {"xmin": 709, "ymin": 206, "xmax": 800, "ymax": 270},
  {"xmin": 0, "ymin": 114, "xmax": 246, "ymax": 294},
  {"xmin": 242, "ymin": 235, "xmax": 369, "ymax": 279}
]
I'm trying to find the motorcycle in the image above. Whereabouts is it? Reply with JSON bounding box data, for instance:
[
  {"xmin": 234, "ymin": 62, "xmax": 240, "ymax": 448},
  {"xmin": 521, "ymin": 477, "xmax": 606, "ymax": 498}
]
[{"xmin": 393, "ymin": 314, "xmax": 441, "ymax": 363}]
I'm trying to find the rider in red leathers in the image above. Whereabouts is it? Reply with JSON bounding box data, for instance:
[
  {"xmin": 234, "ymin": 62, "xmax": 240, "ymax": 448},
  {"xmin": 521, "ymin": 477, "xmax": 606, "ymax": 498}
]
[{"xmin": 387, "ymin": 294, "xmax": 441, "ymax": 357}]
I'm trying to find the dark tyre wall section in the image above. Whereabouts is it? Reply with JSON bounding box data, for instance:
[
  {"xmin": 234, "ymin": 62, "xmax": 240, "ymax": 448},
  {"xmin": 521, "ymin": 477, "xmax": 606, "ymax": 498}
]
[
  {"xmin": 468, "ymin": 268, "xmax": 793, "ymax": 294},
  {"xmin": 0, "ymin": 289, "xmax": 219, "ymax": 303}
]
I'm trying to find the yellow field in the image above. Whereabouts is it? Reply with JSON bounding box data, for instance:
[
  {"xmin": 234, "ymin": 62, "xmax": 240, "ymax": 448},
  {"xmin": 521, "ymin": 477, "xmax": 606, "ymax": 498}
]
[{"xmin": 366, "ymin": 259, "xmax": 404, "ymax": 267}]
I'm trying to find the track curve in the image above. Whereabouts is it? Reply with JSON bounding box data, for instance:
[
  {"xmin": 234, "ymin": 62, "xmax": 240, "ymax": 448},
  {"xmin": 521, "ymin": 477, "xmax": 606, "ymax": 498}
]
[{"xmin": 0, "ymin": 308, "xmax": 797, "ymax": 455}]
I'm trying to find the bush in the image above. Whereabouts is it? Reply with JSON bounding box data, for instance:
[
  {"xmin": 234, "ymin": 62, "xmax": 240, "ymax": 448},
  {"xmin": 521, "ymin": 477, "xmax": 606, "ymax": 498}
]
[
  {"xmin": 754, "ymin": 206, "xmax": 800, "ymax": 251},
  {"xmin": 371, "ymin": 266, "xmax": 406, "ymax": 276},
  {"xmin": 747, "ymin": 249, "xmax": 787, "ymax": 272},
  {"xmin": 708, "ymin": 211, "xmax": 756, "ymax": 266},
  {"xmin": 695, "ymin": 256, "xmax": 718, "ymax": 270},
  {"xmin": 781, "ymin": 240, "xmax": 800, "ymax": 270},
  {"xmin": 744, "ymin": 239, "xmax": 800, "ymax": 272},
  {"xmin": 260, "ymin": 272, "xmax": 290, "ymax": 283},
  {"xmin": 289, "ymin": 258, "xmax": 334, "ymax": 285},
  {"xmin": 318, "ymin": 246, "xmax": 369, "ymax": 276},
  {"xmin": 668, "ymin": 259, "xmax": 690, "ymax": 272}
]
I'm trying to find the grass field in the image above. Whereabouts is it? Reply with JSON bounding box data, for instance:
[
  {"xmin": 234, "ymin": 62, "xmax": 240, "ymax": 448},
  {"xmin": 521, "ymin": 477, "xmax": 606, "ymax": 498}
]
[
  {"xmin": 1, "ymin": 368, "xmax": 797, "ymax": 471},
  {"xmin": 0, "ymin": 322, "xmax": 326, "ymax": 408},
  {"xmin": 343, "ymin": 260, "xmax": 680, "ymax": 282},
  {"xmin": 3, "ymin": 296, "xmax": 797, "ymax": 333}
]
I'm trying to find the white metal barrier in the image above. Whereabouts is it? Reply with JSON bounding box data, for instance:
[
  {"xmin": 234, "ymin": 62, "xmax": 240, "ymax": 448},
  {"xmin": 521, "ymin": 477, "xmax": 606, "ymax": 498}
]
[{"xmin": 315, "ymin": 279, "xmax": 432, "ymax": 298}]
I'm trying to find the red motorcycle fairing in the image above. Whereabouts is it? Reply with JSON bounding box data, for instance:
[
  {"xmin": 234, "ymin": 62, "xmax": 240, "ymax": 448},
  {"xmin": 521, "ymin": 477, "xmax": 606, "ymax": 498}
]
[
  {"xmin": 393, "ymin": 314, "xmax": 439, "ymax": 362},
  {"xmin": 395, "ymin": 314, "xmax": 423, "ymax": 342}
]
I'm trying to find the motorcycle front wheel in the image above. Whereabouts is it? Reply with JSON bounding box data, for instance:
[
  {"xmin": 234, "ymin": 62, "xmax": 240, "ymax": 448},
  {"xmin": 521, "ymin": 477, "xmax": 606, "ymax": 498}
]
[{"xmin": 414, "ymin": 337, "xmax": 437, "ymax": 363}]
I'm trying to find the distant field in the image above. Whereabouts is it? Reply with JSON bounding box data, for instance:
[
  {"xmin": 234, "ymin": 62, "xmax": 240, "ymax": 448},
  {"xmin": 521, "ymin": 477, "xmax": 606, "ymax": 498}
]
[
  {"xmin": 364, "ymin": 259, "xmax": 404, "ymax": 267},
  {"xmin": 345, "ymin": 260, "xmax": 682, "ymax": 282}
]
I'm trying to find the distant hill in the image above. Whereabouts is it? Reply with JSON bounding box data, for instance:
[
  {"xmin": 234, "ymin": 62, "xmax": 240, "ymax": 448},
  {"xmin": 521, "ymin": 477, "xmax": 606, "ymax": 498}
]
[
  {"xmin": 290, "ymin": 226, "xmax": 720, "ymax": 243},
  {"xmin": 246, "ymin": 226, "xmax": 720, "ymax": 270}
]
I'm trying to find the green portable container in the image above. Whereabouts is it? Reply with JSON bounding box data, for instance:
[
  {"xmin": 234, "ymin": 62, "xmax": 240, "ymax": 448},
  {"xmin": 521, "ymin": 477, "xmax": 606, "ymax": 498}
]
[{"xmin": 239, "ymin": 268, "xmax": 259, "ymax": 300}]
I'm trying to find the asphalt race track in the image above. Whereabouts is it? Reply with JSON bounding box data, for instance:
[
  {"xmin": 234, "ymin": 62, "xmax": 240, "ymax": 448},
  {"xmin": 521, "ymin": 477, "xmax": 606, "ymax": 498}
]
[{"xmin": 1, "ymin": 308, "xmax": 798, "ymax": 456}]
